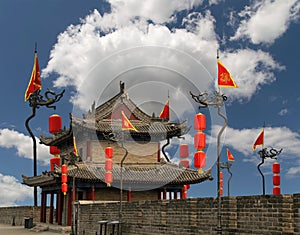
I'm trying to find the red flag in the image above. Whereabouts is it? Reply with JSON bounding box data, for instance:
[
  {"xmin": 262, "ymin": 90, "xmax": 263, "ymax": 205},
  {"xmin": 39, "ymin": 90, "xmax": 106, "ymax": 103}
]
[
  {"xmin": 253, "ymin": 129, "xmax": 264, "ymax": 150},
  {"xmin": 73, "ymin": 136, "xmax": 79, "ymax": 156},
  {"xmin": 122, "ymin": 111, "xmax": 138, "ymax": 132},
  {"xmin": 159, "ymin": 100, "xmax": 169, "ymax": 119},
  {"xmin": 217, "ymin": 59, "xmax": 238, "ymax": 88},
  {"xmin": 227, "ymin": 148, "xmax": 235, "ymax": 161},
  {"xmin": 24, "ymin": 51, "xmax": 41, "ymax": 101}
]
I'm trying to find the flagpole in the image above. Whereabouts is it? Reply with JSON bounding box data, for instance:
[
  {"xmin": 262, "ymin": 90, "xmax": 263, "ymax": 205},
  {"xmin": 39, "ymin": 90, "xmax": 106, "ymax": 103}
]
[{"xmin": 24, "ymin": 45, "xmax": 65, "ymax": 206}]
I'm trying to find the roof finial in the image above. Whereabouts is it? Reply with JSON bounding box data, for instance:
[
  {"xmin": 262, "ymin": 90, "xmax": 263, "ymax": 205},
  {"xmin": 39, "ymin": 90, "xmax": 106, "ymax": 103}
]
[{"xmin": 120, "ymin": 81, "xmax": 125, "ymax": 94}]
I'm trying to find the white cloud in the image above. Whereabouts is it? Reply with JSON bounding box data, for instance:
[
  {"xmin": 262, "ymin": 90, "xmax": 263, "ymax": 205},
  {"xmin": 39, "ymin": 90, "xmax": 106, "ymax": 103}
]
[
  {"xmin": 231, "ymin": 0, "xmax": 300, "ymax": 44},
  {"xmin": 278, "ymin": 108, "xmax": 288, "ymax": 116},
  {"xmin": 107, "ymin": 0, "xmax": 204, "ymax": 24},
  {"xmin": 42, "ymin": 6, "xmax": 284, "ymax": 114},
  {"xmin": 0, "ymin": 173, "xmax": 32, "ymax": 206},
  {"xmin": 0, "ymin": 128, "xmax": 50, "ymax": 165},
  {"xmin": 218, "ymin": 49, "xmax": 284, "ymax": 101},
  {"xmin": 208, "ymin": 125, "xmax": 300, "ymax": 176}
]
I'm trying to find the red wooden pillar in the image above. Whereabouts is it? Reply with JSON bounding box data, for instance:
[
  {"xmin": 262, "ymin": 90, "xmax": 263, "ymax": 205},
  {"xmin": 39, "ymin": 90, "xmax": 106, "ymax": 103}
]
[
  {"xmin": 91, "ymin": 185, "xmax": 95, "ymax": 201},
  {"xmin": 57, "ymin": 192, "xmax": 63, "ymax": 225},
  {"xmin": 40, "ymin": 191, "xmax": 45, "ymax": 222},
  {"xmin": 157, "ymin": 191, "xmax": 161, "ymax": 200},
  {"xmin": 40, "ymin": 191, "xmax": 47, "ymax": 223},
  {"xmin": 163, "ymin": 189, "xmax": 167, "ymax": 200},
  {"xmin": 157, "ymin": 142, "xmax": 161, "ymax": 162},
  {"xmin": 67, "ymin": 191, "xmax": 72, "ymax": 226},
  {"xmin": 127, "ymin": 189, "xmax": 132, "ymax": 202},
  {"xmin": 55, "ymin": 193, "xmax": 59, "ymax": 223},
  {"xmin": 49, "ymin": 192, "xmax": 54, "ymax": 224}
]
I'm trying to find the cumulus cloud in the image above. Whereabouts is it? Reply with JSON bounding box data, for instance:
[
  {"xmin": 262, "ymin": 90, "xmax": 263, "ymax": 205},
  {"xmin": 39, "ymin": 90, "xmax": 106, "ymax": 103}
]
[
  {"xmin": 208, "ymin": 125, "xmax": 300, "ymax": 176},
  {"xmin": 42, "ymin": 2, "xmax": 285, "ymax": 116},
  {"xmin": 0, "ymin": 173, "xmax": 32, "ymax": 206},
  {"xmin": 0, "ymin": 129, "xmax": 50, "ymax": 165},
  {"xmin": 107, "ymin": 0, "xmax": 204, "ymax": 24},
  {"xmin": 231, "ymin": 0, "xmax": 300, "ymax": 44}
]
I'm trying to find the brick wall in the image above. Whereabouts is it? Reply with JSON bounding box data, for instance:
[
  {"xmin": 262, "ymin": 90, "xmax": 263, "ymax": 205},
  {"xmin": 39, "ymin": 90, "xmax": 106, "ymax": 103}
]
[
  {"xmin": 76, "ymin": 194, "xmax": 300, "ymax": 235},
  {"xmin": 0, "ymin": 206, "xmax": 41, "ymax": 226}
]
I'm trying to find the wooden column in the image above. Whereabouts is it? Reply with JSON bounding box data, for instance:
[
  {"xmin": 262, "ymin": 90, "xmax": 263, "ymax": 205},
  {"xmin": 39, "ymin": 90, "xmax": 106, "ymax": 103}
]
[
  {"xmin": 127, "ymin": 189, "xmax": 132, "ymax": 202},
  {"xmin": 67, "ymin": 191, "xmax": 72, "ymax": 226},
  {"xmin": 40, "ymin": 191, "xmax": 45, "ymax": 222},
  {"xmin": 157, "ymin": 142, "xmax": 161, "ymax": 162},
  {"xmin": 49, "ymin": 192, "xmax": 54, "ymax": 224},
  {"xmin": 174, "ymin": 191, "xmax": 178, "ymax": 200},
  {"xmin": 157, "ymin": 190, "xmax": 162, "ymax": 200},
  {"xmin": 57, "ymin": 192, "xmax": 63, "ymax": 225},
  {"xmin": 91, "ymin": 185, "xmax": 95, "ymax": 201},
  {"xmin": 163, "ymin": 189, "xmax": 167, "ymax": 200}
]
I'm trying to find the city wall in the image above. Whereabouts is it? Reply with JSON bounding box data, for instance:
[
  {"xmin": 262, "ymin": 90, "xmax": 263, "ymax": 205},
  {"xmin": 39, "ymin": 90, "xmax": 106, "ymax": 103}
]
[
  {"xmin": 0, "ymin": 194, "xmax": 299, "ymax": 234},
  {"xmin": 77, "ymin": 194, "xmax": 300, "ymax": 235}
]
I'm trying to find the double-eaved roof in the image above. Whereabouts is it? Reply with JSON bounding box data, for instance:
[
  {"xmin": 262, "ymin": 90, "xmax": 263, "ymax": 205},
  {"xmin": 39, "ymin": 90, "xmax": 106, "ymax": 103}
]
[
  {"xmin": 22, "ymin": 161, "xmax": 212, "ymax": 189},
  {"xmin": 40, "ymin": 82, "xmax": 190, "ymax": 146}
]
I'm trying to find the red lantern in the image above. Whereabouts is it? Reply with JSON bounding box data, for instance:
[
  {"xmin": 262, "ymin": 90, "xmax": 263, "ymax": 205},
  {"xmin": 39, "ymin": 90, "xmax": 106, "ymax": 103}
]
[
  {"xmin": 220, "ymin": 171, "xmax": 223, "ymax": 179},
  {"xmin": 105, "ymin": 171, "xmax": 113, "ymax": 186},
  {"xmin": 105, "ymin": 147, "xmax": 113, "ymax": 158},
  {"xmin": 61, "ymin": 174, "xmax": 68, "ymax": 183},
  {"xmin": 61, "ymin": 164, "xmax": 68, "ymax": 174},
  {"xmin": 272, "ymin": 162, "xmax": 280, "ymax": 174},
  {"xmin": 194, "ymin": 113, "xmax": 206, "ymax": 131},
  {"xmin": 50, "ymin": 146, "xmax": 60, "ymax": 155},
  {"xmin": 61, "ymin": 183, "xmax": 68, "ymax": 195},
  {"xmin": 105, "ymin": 159, "xmax": 113, "ymax": 171},
  {"xmin": 179, "ymin": 159, "xmax": 190, "ymax": 168},
  {"xmin": 179, "ymin": 144, "xmax": 189, "ymax": 158},
  {"xmin": 50, "ymin": 157, "xmax": 60, "ymax": 171},
  {"xmin": 183, "ymin": 185, "xmax": 188, "ymax": 191},
  {"xmin": 220, "ymin": 188, "xmax": 223, "ymax": 196},
  {"xmin": 273, "ymin": 186, "xmax": 280, "ymax": 195},
  {"xmin": 194, "ymin": 132, "xmax": 206, "ymax": 150},
  {"xmin": 273, "ymin": 175, "xmax": 280, "ymax": 186},
  {"xmin": 194, "ymin": 151, "xmax": 206, "ymax": 169},
  {"xmin": 49, "ymin": 114, "xmax": 62, "ymax": 134},
  {"xmin": 220, "ymin": 180, "xmax": 224, "ymax": 188},
  {"xmin": 186, "ymin": 184, "xmax": 190, "ymax": 189}
]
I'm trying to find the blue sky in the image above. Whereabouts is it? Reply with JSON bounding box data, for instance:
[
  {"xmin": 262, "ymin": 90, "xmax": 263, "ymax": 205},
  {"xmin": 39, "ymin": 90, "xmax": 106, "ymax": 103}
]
[{"xmin": 0, "ymin": 0, "xmax": 300, "ymax": 206}]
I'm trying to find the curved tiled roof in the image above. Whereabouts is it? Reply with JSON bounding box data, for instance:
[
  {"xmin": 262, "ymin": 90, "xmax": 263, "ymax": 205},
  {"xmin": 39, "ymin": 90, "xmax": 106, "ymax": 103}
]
[{"xmin": 22, "ymin": 162, "xmax": 212, "ymax": 188}]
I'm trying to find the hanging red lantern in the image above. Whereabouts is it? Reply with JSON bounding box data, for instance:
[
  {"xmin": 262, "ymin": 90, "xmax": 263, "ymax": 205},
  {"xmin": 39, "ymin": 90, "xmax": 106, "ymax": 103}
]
[
  {"xmin": 180, "ymin": 144, "xmax": 189, "ymax": 158},
  {"xmin": 194, "ymin": 113, "xmax": 206, "ymax": 131},
  {"xmin": 273, "ymin": 186, "xmax": 280, "ymax": 195},
  {"xmin": 61, "ymin": 164, "xmax": 68, "ymax": 195},
  {"xmin": 61, "ymin": 174, "xmax": 68, "ymax": 183},
  {"xmin": 105, "ymin": 159, "xmax": 113, "ymax": 171},
  {"xmin": 220, "ymin": 188, "xmax": 223, "ymax": 196},
  {"xmin": 61, "ymin": 164, "xmax": 68, "ymax": 174},
  {"xmin": 61, "ymin": 183, "xmax": 68, "ymax": 195},
  {"xmin": 272, "ymin": 162, "xmax": 280, "ymax": 174},
  {"xmin": 272, "ymin": 162, "xmax": 281, "ymax": 195},
  {"xmin": 49, "ymin": 114, "xmax": 62, "ymax": 134},
  {"xmin": 179, "ymin": 159, "xmax": 190, "ymax": 168},
  {"xmin": 220, "ymin": 171, "xmax": 223, "ymax": 179},
  {"xmin": 194, "ymin": 132, "xmax": 206, "ymax": 150},
  {"xmin": 194, "ymin": 151, "xmax": 206, "ymax": 169},
  {"xmin": 105, "ymin": 171, "xmax": 113, "ymax": 187},
  {"xmin": 273, "ymin": 175, "xmax": 280, "ymax": 186},
  {"xmin": 50, "ymin": 157, "xmax": 60, "ymax": 171},
  {"xmin": 105, "ymin": 147, "xmax": 113, "ymax": 158},
  {"xmin": 50, "ymin": 146, "xmax": 60, "ymax": 155}
]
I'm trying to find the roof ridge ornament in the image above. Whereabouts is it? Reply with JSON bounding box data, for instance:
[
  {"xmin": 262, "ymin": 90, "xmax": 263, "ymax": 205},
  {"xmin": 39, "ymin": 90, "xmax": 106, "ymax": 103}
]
[{"xmin": 120, "ymin": 81, "xmax": 125, "ymax": 94}]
